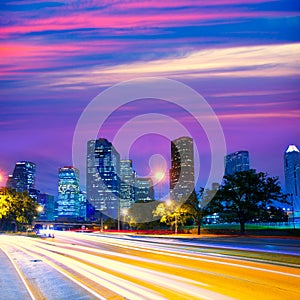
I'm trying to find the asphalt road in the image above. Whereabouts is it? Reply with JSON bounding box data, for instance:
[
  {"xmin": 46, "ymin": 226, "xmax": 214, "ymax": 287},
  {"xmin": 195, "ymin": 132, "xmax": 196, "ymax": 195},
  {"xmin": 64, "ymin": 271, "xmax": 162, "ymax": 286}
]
[{"xmin": 0, "ymin": 232, "xmax": 299, "ymax": 300}]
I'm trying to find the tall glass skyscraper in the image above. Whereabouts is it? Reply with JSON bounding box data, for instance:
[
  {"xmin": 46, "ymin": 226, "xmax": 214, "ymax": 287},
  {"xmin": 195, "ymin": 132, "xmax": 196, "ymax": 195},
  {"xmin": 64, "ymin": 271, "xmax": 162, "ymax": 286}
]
[
  {"xmin": 170, "ymin": 136, "xmax": 195, "ymax": 201},
  {"xmin": 224, "ymin": 151, "xmax": 250, "ymax": 176},
  {"xmin": 6, "ymin": 161, "xmax": 36, "ymax": 192},
  {"xmin": 135, "ymin": 177, "xmax": 154, "ymax": 202},
  {"xmin": 120, "ymin": 159, "xmax": 136, "ymax": 209},
  {"xmin": 284, "ymin": 145, "xmax": 300, "ymax": 216},
  {"xmin": 57, "ymin": 166, "xmax": 82, "ymax": 220},
  {"xmin": 36, "ymin": 193, "xmax": 55, "ymax": 221},
  {"xmin": 86, "ymin": 138, "xmax": 120, "ymax": 218}
]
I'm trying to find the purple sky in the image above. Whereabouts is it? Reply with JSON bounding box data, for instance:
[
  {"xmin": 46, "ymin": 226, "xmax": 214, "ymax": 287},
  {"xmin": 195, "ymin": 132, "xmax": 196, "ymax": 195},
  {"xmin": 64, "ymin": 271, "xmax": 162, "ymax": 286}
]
[{"xmin": 0, "ymin": 0, "xmax": 299, "ymax": 197}]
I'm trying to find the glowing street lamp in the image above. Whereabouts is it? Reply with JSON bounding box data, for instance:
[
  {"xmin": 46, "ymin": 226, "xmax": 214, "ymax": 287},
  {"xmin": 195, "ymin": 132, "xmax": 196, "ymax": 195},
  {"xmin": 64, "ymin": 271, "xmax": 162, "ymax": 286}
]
[
  {"xmin": 154, "ymin": 171, "xmax": 165, "ymax": 182},
  {"xmin": 166, "ymin": 199, "xmax": 172, "ymax": 207},
  {"xmin": 36, "ymin": 205, "xmax": 44, "ymax": 213}
]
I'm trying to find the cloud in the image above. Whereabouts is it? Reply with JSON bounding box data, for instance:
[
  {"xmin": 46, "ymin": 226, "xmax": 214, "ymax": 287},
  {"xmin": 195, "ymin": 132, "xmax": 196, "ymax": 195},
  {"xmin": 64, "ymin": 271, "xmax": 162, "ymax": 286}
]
[
  {"xmin": 46, "ymin": 43, "xmax": 300, "ymax": 88},
  {"xmin": 1, "ymin": 0, "xmax": 298, "ymax": 38},
  {"xmin": 219, "ymin": 110, "xmax": 300, "ymax": 120}
]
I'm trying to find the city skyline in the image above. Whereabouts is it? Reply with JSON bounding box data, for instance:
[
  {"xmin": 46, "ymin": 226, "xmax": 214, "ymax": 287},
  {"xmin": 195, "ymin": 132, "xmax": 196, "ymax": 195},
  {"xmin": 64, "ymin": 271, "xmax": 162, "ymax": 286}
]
[
  {"xmin": 0, "ymin": 0, "xmax": 299, "ymax": 196},
  {"xmin": 4, "ymin": 141, "xmax": 299, "ymax": 198}
]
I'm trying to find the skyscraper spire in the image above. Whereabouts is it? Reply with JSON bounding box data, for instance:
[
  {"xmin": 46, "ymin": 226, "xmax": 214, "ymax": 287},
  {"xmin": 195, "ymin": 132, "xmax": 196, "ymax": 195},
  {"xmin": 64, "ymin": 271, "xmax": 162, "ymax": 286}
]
[{"xmin": 286, "ymin": 145, "xmax": 300, "ymax": 153}]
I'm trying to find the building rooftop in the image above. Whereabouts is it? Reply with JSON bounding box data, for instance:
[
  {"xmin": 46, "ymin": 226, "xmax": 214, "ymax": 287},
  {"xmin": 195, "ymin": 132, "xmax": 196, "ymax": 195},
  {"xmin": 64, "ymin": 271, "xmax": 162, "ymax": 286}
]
[{"xmin": 286, "ymin": 145, "xmax": 299, "ymax": 153}]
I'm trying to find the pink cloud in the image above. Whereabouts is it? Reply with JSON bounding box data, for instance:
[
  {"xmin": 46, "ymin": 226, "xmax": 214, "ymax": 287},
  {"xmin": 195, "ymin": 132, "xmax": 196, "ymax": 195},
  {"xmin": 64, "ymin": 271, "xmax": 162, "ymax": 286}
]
[
  {"xmin": 0, "ymin": 39, "xmax": 135, "ymax": 75},
  {"xmin": 113, "ymin": 0, "xmax": 277, "ymax": 9},
  {"xmin": 74, "ymin": 0, "xmax": 277, "ymax": 10},
  {"xmin": 219, "ymin": 111, "xmax": 300, "ymax": 120},
  {"xmin": 1, "ymin": 8, "xmax": 298, "ymax": 37}
]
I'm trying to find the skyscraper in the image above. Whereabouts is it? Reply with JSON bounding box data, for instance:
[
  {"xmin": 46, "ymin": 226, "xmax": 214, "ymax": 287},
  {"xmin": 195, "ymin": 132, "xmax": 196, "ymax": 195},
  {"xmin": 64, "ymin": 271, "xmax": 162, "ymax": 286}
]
[
  {"xmin": 284, "ymin": 145, "xmax": 300, "ymax": 216},
  {"xmin": 36, "ymin": 193, "xmax": 55, "ymax": 221},
  {"xmin": 224, "ymin": 151, "xmax": 250, "ymax": 176},
  {"xmin": 6, "ymin": 161, "xmax": 36, "ymax": 192},
  {"xmin": 170, "ymin": 136, "xmax": 195, "ymax": 201},
  {"xmin": 135, "ymin": 177, "xmax": 154, "ymax": 202},
  {"xmin": 57, "ymin": 166, "xmax": 82, "ymax": 220},
  {"xmin": 86, "ymin": 138, "xmax": 120, "ymax": 218},
  {"xmin": 120, "ymin": 159, "xmax": 136, "ymax": 209}
]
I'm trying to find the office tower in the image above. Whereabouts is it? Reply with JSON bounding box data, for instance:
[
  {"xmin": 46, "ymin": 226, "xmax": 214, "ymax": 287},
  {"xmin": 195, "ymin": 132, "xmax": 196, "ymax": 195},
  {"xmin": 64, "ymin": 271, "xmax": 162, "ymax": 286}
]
[
  {"xmin": 6, "ymin": 161, "xmax": 36, "ymax": 192},
  {"xmin": 87, "ymin": 138, "xmax": 120, "ymax": 218},
  {"xmin": 170, "ymin": 136, "xmax": 195, "ymax": 201},
  {"xmin": 57, "ymin": 166, "xmax": 81, "ymax": 220},
  {"xmin": 36, "ymin": 193, "xmax": 55, "ymax": 221},
  {"xmin": 28, "ymin": 188, "xmax": 40, "ymax": 202},
  {"xmin": 284, "ymin": 145, "xmax": 300, "ymax": 215},
  {"xmin": 6, "ymin": 175, "xmax": 14, "ymax": 188},
  {"xmin": 79, "ymin": 191, "xmax": 87, "ymax": 220},
  {"xmin": 224, "ymin": 150, "xmax": 250, "ymax": 176},
  {"xmin": 86, "ymin": 200, "xmax": 96, "ymax": 221},
  {"xmin": 135, "ymin": 177, "xmax": 154, "ymax": 202},
  {"xmin": 120, "ymin": 159, "xmax": 136, "ymax": 210}
]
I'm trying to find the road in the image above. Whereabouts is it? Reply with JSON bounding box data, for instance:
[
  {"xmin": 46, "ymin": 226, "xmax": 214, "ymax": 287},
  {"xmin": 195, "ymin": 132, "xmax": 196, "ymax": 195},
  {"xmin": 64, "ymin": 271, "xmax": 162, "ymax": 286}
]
[{"xmin": 0, "ymin": 232, "xmax": 299, "ymax": 300}]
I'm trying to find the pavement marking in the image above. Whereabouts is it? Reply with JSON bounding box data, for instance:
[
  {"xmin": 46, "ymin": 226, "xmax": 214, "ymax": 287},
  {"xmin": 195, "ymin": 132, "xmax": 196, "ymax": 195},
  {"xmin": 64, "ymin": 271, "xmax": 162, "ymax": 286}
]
[
  {"xmin": 0, "ymin": 245, "xmax": 37, "ymax": 300},
  {"xmin": 8, "ymin": 242, "xmax": 108, "ymax": 300}
]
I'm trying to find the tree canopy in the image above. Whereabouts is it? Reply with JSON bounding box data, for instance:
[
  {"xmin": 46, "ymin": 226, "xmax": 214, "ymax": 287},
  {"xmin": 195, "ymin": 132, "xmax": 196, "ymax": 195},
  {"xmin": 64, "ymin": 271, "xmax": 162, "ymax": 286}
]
[
  {"xmin": 153, "ymin": 200, "xmax": 189, "ymax": 233},
  {"xmin": 128, "ymin": 200, "xmax": 160, "ymax": 229},
  {"xmin": 182, "ymin": 188, "xmax": 219, "ymax": 235},
  {"xmin": 0, "ymin": 187, "xmax": 39, "ymax": 231},
  {"xmin": 211, "ymin": 169, "xmax": 286, "ymax": 234}
]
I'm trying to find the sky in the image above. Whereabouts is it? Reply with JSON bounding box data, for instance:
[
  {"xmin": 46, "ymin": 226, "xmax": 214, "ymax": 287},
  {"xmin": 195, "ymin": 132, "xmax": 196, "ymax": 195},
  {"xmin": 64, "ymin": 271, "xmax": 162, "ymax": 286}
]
[{"xmin": 0, "ymin": 0, "xmax": 299, "ymax": 197}]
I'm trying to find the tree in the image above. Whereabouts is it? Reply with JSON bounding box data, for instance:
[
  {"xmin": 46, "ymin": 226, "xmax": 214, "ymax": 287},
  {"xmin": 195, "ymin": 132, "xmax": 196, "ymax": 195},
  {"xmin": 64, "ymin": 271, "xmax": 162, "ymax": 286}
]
[
  {"xmin": 128, "ymin": 200, "xmax": 160, "ymax": 229},
  {"xmin": 212, "ymin": 170, "xmax": 285, "ymax": 234},
  {"xmin": 260, "ymin": 205, "xmax": 288, "ymax": 223},
  {"xmin": 182, "ymin": 189, "xmax": 203, "ymax": 235},
  {"xmin": 0, "ymin": 187, "xmax": 39, "ymax": 231},
  {"xmin": 153, "ymin": 200, "xmax": 189, "ymax": 233},
  {"xmin": 183, "ymin": 187, "xmax": 219, "ymax": 235}
]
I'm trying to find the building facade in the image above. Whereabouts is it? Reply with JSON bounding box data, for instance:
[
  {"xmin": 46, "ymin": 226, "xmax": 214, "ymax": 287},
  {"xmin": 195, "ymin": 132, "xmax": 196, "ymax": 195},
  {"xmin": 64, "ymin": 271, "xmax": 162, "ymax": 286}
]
[
  {"xmin": 6, "ymin": 161, "xmax": 36, "ymax": 192},
  {"xmin": 224, "ymin": 150, "xmax": 250, "ymax": 176},
  {"xmin": 169, "ymin": 136, "xmax": 195, "ymax": 201},
  {"xmin": 120, "ymin": 159, "xmax": 136, "ymax": 209},
  {"xmin": 57, "ymin": 166, "xmax": 82, "ymax": 221},
  {"xmin": 284, "ymin": 145, "xmax": 300, "ymax": 217},
  {"xmin": 36, "ymin": 193, "xmax": 55, "ymax": 221},
  {"xmin": 86, "ymin": 138, "xmax": 120, "ymax": 218},
  {"xmin": 135, "ymin": 177, "xmax": 154, "ymax": 202}
]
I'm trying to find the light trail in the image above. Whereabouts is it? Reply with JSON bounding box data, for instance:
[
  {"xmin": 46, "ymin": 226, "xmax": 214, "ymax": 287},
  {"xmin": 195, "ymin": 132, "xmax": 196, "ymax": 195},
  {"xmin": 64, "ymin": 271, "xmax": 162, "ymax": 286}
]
[
  {"xmin": 7, "ymin": 240, "xmax": 166, "ymax": 300},
  {"xmin": 1, "ymin": 233, "xmax": 299, "ymax": 300},
  {"xmin": 10, "ymin": 237, "xmax": 229, "ymax": 300},
  {"xmin": 57, "ymin": 232, "xmax": 300, "ymax": 278}
]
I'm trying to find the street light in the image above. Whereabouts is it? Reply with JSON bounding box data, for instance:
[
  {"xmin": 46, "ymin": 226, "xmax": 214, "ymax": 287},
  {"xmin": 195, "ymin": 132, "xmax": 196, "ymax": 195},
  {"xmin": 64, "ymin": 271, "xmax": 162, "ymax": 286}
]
[
  {"xmin": 36, "ymin": 205, "xmax": 44, "ymax": 214},
  {"xmin": 154, "ymin": 171, "xmax": 165, "ymax": 182}
]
